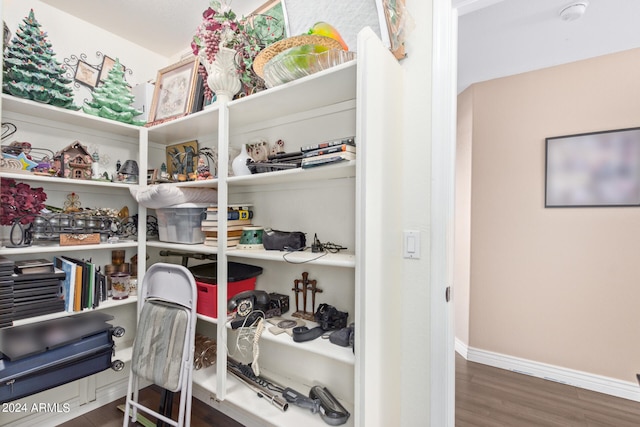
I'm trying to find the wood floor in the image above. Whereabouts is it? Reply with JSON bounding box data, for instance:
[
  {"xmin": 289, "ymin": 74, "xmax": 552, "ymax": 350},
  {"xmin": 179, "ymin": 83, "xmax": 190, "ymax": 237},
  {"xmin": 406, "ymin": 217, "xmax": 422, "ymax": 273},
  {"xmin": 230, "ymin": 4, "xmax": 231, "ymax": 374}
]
[
  {"xmin": 456, "ymin": 354, "xmax": 640, "ymax": 426},
  {"xmin": 59, "ymin": 355, "xmax": 640, "ymax": 426}
]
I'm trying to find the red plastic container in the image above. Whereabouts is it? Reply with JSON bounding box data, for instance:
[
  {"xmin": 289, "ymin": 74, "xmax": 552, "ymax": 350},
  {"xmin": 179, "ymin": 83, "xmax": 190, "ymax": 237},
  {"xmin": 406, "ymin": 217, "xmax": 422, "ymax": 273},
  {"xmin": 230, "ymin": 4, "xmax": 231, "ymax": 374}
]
[
  {"xmin": 189, "ymin": 262, "xmax": 263, "ymax": 319},
  {"xmin": 195, "ymin": 278, "xmax": 257, "ymax": 318}
]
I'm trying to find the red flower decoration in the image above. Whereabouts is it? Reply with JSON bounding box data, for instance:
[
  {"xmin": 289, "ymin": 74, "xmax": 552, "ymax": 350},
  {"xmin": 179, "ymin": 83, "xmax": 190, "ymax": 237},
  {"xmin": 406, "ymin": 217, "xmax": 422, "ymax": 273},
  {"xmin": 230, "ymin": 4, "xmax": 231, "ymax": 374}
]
[{"xmin": 0, "ymin": 178, "xmax": 47, "ymax": 226}]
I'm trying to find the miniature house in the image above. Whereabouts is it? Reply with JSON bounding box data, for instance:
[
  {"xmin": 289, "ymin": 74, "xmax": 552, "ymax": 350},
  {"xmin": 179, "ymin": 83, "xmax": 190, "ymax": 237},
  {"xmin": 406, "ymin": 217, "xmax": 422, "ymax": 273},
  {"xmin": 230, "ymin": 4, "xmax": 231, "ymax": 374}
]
[{"xmin": 53, "ymin": 141, "xmax": 94, "ymax": 180}]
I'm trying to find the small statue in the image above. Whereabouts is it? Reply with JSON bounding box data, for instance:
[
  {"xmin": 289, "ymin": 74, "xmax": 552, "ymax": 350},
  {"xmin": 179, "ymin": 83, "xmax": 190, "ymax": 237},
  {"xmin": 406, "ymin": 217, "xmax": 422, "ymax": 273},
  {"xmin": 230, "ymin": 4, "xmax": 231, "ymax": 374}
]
[
  {"xmin": 196, "ymin": 157, "xmax": 212, "ymax": 180},
  {"xmin": 159, "ymin": 162, "xmax": 170, "ymax": 180},
  {"xmin": 91, "ymin": 151, "xmax": 100, "ymax": 179},
  {"xmin": 63, "ymin": 192, "xmax": 81, "ymax": 213}
]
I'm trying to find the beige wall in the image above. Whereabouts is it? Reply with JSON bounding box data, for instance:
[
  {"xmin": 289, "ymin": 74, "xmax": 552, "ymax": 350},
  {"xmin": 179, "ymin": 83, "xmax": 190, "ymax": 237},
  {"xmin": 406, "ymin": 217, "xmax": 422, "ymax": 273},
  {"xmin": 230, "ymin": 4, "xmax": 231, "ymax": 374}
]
[
  {"xmin": 458, "ymin": 47, "xmax": 640, "ymax": 382},
  {"xmin": 455, "ymin": 88, "xmax": 473, "ymax": 347}
]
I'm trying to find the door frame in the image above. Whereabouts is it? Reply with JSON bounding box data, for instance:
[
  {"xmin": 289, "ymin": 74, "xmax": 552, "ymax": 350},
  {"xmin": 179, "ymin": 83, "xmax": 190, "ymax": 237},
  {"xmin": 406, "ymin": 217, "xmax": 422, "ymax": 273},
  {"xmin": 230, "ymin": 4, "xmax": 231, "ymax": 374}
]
[{"xmin": 430, "ymin": 1, "xmax": 504, "ymax": 425}]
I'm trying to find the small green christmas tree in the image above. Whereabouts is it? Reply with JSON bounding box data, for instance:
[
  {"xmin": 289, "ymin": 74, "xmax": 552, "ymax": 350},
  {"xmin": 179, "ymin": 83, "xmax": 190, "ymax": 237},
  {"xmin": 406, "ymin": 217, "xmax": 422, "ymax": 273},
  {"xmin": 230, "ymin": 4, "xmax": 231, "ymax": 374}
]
[
  {"xmin": 2, "ymin": 9, "xmax": 79, "ymax": 110},
  {"xmin": 82, "ymin": 58, "xmax": 145, "ymax": 126}
]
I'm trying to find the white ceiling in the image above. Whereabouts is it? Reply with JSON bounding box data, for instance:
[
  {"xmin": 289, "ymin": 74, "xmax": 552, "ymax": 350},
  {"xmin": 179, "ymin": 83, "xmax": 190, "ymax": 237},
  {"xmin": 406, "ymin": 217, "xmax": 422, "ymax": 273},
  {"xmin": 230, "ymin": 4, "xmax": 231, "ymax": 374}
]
[
  {"xmin": 40, "ymin": 0, "xmax": 266, "ymax": 59},
  {"xmin": 457, "ymin": 0, "xmax": 640, "ymax": 92},
  {"xmin": 40, "ymin": 0, "xmax": 640, "ymax": 93}
]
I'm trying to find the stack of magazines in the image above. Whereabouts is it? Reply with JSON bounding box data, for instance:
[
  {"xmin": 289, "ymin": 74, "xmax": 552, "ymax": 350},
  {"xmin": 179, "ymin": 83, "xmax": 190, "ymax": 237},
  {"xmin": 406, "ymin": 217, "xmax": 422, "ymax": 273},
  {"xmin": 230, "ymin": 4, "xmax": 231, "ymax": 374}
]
[{"xmin": 0, "ymin": 256, "xmax": 15, "ymax": 328}]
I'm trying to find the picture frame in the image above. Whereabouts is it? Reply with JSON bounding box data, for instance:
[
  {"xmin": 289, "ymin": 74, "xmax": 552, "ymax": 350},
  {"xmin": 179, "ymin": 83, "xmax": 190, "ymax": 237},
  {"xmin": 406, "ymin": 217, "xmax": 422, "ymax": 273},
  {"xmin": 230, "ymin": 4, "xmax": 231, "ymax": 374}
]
[
  {"xmin": 545, "ymin": 127, "xmax": 640, "ymax": 207},
  {"xmin": 166, "ymin": 140, "xmax": 199, "ymax": 181},
  {"xmin": 74, "ymin": 60, "xmax": 100, "ymax": 88},
  {"xmin": 149, "ymin": 57, "xmax": 200, "ymax": 123},
  {"xmin": 281, "ymin": 0, "xmax": 406, "ymax": 58},
  {"xmin": 98, "ymin": 55, "xmax": 117, "ymax": 83}
]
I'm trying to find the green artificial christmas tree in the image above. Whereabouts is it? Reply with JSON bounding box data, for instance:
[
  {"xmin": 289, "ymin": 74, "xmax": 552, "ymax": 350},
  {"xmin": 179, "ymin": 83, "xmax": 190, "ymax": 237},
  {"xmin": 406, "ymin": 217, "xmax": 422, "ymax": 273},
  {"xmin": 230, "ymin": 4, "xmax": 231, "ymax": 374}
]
[
  {"xmin": 82, "ymin": 58, "xmax": 145, "ymax": 126},
  {"xmin": 2, "ymin": 9, "xmax": 79, "ymax": 110}
]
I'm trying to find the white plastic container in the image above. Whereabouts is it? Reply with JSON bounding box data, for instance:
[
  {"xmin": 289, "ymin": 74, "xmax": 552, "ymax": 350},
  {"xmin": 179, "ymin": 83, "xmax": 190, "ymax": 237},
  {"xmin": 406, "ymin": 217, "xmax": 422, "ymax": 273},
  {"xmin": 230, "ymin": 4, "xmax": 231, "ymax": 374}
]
[{"xmin": 156, "ymin": 203, "xmax": 208, "ymax": 244}]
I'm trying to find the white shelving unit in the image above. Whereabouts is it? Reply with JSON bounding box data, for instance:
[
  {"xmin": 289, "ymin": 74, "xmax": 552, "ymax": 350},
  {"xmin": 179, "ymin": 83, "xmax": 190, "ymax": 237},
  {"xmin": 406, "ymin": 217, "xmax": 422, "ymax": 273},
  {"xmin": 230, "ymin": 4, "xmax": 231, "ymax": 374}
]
[
  {"xmin": 0, "ymin": 27, "xmax": 404, "ymax": 427},
  {"xmin": 0, "ymin": 92, "xmax": 143, "ymax": 426},
  {"xmin": 141, "ymin": 56, "xmax": 360, "ymax": 427}
]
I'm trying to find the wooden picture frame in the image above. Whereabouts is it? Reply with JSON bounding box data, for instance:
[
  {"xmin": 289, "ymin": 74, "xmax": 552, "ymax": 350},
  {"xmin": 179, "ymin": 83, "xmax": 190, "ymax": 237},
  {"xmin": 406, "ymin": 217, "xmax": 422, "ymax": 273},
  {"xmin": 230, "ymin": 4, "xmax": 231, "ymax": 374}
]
[
  {"xmin": 166, "ymin": 140, "xmax": 199, "ymax": 181},
  {"xmin": 74, "ymin": 60, "xmax": 100, "ymax": 88},
  {"xmin": 149, "ymin": 57, "xmax": 200, "ymax": 123}
]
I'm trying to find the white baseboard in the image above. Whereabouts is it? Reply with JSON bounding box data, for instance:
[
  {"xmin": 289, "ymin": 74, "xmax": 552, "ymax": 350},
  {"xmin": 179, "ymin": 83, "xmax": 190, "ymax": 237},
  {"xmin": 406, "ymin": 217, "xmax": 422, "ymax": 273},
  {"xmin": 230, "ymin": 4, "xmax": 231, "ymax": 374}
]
[
  {"xmin": 458, "ymin": 345, "xmax": 640, "ymax": 403},
  {"xmin": 454, "ymin": 337, "xmax": 469, "ymax": 359}
]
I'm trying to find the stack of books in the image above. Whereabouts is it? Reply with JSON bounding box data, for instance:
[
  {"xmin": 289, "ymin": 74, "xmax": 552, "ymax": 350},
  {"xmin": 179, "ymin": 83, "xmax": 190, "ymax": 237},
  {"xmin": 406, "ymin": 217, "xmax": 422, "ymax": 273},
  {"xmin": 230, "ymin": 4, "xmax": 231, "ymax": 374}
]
[
  {"xmin": 53, "ymin": 256, "xmax": 108, "ymax": 313},
  {"xmin": 12, "ymin": 259, "xmax": 66, "ymax": 320},
  {"xmin": 201, "ymin": 204, "xmax": 253, "ymax": 248},
  {"xmin": 0, "ymin": 256, "xmax": 15, "ymax": 328},
  {"xmin": 301, "ymin": 137, "xmax": 356, "ymax": 169}
]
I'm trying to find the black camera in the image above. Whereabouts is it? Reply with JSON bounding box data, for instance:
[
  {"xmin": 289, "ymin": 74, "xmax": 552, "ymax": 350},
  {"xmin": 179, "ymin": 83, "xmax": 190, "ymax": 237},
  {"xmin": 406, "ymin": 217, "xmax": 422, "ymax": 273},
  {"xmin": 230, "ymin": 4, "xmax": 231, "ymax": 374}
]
[
  {"xmin": 314, "ymin": 303, "xmax": 348, "ymax": 331},
  {"xmin": 267, "ymin": 292, "xmax": 289, "ymax": 318}
]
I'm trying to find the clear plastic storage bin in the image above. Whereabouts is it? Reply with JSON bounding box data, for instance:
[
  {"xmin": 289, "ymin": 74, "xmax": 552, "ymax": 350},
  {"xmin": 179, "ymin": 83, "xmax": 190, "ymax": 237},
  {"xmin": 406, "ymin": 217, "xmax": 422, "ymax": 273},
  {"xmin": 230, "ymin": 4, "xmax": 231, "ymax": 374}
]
[{"xmin": 156, "ymin": 203, "xmax": 208, "ymax": 244}]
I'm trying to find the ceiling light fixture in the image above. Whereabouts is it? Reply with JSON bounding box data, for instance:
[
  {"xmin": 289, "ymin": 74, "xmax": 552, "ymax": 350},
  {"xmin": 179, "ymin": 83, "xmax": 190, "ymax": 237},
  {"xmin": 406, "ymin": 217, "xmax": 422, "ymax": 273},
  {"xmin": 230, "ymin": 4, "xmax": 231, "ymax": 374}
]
[{"xmin": 559, "ymin": 1, "xmax": 589, "ymax": 22}]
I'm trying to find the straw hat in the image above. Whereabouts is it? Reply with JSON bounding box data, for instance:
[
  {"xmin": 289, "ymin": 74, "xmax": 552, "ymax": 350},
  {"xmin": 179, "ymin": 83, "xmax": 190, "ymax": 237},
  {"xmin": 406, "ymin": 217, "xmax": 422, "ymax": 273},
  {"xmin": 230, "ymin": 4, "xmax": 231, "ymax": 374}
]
[{"xmin": 253, "ymin": 34, "xmax": 343, "ymax": 78}]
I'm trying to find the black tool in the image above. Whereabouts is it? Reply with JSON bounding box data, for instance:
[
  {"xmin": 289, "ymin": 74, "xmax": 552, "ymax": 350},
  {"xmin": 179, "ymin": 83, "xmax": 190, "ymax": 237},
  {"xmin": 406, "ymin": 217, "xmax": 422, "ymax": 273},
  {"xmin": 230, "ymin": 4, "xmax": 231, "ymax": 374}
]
[
  {"xmin": 310, "ymin": 385, "xmax": 351, "ymax": 426},
  {"xmin": 292, "ymin": 326, "xmax": 325, "ymax": 342},
  {"xmin": 312, "ymin": 233, "xmax": 324, "ymax": 253},
  {"xmin": 282, "ymin": 387, "xmax": 320, "ymax": 413}
]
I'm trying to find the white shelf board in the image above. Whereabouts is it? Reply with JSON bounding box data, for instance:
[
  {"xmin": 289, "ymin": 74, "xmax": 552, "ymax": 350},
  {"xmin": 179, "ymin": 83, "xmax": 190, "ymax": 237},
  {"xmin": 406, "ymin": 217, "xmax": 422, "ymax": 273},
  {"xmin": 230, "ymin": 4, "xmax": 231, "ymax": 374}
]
[
  {"xmin": 0, "ymin": 171, "xmax": 135, "ymax": 190},
  {"xmin": 192, "ymin": 363, "xmax": 354, "ymax": 427},
  {"xmin": 146, "ymin": 106, "xmax": 219, "ymax": 145},
  {"xmin": 0, "ymin": 240, "xmax": 138, "ymax": 256},
  {"xmin": 196, "ymin": 312, "xmax": 221, "ymax": 324},
  {"xmin": 192, "ymin": 363, "xmax": 219, "ymax": 394},
  {"xmin": 147, "ymin": 243, "xmax": 354, "ymax": 268},
  {"xmin": 114, "ymin": 344, "xmax": 134, "ymax": 364},
  {"xmin": 228, "ymin": 61, "xmax": 357, "ymax": 128},
  {"xmin": 146, "ymin": 240, "xmax": 219, "ymax": 254},
  {"xmin": 227, "ymin": 248, "xmax": 356, "ymax": 268},
  {"xmin": 260, "ymin": 320, "xmax": 355, "ymax": 365},
  {"xmin": 12, "ymin": 296, "xmax": 138, "ymax": 327},
  {"xmin": 1, "ymin": 94, "xmax": 141, "ymax": 138},
  {"xmin": 154, "ymin": 179, "xmax": 219, "ymax": 189},
  {"xmin": 228, "ymin": 161, "xmax": 355, "ymax": 188},
  {"xmin": 195, "ymin": 314, "xmax": 354, "ymax": 365}
]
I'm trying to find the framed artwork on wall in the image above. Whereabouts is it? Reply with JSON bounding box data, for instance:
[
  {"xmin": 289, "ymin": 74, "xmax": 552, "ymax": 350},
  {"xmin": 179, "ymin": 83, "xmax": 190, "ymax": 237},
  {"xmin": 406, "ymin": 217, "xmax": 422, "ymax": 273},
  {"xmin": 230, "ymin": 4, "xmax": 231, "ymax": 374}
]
[
  {"xmin": 545, "ymin": 127, "xmax": 640, "ymax": 207},
  {"xmin": 149, "ymin": 57, "xmax": 200, "ymax": 123}
]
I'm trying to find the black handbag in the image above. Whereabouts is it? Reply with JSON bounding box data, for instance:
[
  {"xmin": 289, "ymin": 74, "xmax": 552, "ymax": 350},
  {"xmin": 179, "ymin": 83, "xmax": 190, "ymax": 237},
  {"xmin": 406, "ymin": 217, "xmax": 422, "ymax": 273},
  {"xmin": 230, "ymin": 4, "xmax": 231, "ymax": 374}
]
[{"xmin": 262, "ymin": 228, "xmax": 306, "ymax": 251}]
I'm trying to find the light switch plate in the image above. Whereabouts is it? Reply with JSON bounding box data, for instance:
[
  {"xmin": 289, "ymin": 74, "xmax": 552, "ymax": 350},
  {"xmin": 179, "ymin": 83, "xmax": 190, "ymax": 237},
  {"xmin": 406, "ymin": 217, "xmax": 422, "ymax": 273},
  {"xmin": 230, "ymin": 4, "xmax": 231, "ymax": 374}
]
[{"xmin": 403, "ymin": 230, "xmax": 421, "ymax": 259}]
